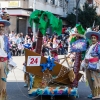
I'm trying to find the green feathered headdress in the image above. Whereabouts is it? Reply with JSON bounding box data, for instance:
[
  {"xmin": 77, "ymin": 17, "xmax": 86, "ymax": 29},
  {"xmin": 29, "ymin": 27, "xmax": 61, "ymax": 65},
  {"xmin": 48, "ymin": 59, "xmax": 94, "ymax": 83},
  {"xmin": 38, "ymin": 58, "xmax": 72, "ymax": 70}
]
[
  {"xmin": 69, "ymin": 24, "xmax": 86, "ymax": 44},
  {"xmin": 76, "ymin": 24, "xmax": 86, "ymax": 35}
]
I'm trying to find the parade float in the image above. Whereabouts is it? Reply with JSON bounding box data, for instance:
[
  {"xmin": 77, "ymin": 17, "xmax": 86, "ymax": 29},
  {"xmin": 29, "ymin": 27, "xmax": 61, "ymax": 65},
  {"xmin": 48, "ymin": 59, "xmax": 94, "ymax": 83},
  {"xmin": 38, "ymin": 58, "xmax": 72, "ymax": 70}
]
[{"xmin": 25, "ymin": 10, "xmax": 86, "ymax": 99}]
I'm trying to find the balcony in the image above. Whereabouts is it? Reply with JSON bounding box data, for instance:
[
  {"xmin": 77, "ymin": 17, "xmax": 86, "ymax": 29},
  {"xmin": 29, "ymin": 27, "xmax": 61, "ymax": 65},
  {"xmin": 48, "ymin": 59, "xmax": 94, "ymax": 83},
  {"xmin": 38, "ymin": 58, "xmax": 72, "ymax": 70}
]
[{"xmin": 0, "ymin": 0, "xmax": 67, "ymax": 16}]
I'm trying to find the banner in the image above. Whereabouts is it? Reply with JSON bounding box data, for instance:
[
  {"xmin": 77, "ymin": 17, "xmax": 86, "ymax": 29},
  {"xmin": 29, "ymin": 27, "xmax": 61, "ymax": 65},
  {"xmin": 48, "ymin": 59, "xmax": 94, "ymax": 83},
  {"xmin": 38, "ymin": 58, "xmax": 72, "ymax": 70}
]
[{"xmin": 8, "ymin": 1, "xmax": 19, "ymax": 7}]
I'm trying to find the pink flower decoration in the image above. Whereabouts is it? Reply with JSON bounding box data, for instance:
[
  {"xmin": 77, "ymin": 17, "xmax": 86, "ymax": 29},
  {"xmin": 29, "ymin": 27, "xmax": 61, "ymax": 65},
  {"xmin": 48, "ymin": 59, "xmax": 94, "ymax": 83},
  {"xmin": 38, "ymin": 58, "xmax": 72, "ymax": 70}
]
[{"xmin": 58, "ymin": 90, "xmax": 63, "ymax": 94}]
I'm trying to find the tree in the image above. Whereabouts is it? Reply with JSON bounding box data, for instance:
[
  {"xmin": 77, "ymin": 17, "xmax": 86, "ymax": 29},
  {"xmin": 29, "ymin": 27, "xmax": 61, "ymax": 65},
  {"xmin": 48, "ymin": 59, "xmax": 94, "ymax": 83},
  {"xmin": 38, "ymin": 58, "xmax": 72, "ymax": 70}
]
[
  {"xmin": 78, "ymin": 3, "xmax": 97, "ymax": 28},
  {"xmin": 65, "ymin": 13, "xmax": 76, "ymax": 27},
  {"xmin": 29, "ymin": 10, "xmax": 62, "ymax": 54},
  {"xmin": 66, "ymin": 3, "xmax": 98, "ymax": 28},
  {"xmin": 95, "ymin": 16, "xmax": 100, "ymax": 26}
]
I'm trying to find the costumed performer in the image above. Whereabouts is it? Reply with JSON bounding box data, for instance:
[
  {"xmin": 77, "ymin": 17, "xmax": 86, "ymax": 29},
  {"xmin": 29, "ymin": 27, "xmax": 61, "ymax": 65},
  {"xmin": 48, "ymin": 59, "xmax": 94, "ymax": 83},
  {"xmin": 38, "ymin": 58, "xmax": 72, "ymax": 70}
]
[
  {"xmin": 81, "ymin": 31, "xmax": 100, "ymax": 99},
  {"xmin": 23, "ymin": 43, "xmax": 34, "ymax": 91},
  {"xmin": 68, "ymin": 24, "xmax": 88, "ymax": 87},
  {"xmin": 0, "ymin": 9, "xmax": 16, "ymax": 100}
]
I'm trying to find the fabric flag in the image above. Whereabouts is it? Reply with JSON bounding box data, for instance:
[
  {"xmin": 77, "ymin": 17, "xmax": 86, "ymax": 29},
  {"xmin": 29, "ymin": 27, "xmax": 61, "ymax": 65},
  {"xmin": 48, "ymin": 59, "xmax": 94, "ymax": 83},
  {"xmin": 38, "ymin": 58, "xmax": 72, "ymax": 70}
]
[{"xmin": 76, "ymin": 24, "xmax": 85, "ymax": 35}]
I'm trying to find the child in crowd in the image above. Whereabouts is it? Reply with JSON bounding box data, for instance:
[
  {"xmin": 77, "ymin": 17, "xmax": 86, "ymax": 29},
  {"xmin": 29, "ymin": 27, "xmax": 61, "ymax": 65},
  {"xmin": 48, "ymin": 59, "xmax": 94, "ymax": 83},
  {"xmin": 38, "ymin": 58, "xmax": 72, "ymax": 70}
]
[
  {"xmin": 17, "ymin": 42, "xmax": 24, "ymax": 56},
  {"xmin": 50, "ymin": 49, "xmax": 59, "ymax": 63},
  {"xmin": 32, "ymin": 41, "xmax": 36, "ymax": 52},
  {"xmin": 11, "ymin": 41, "xmax": 18, "ymax": 56},
  {"xmin": 23, "ymin": 40, "xmax": 32, "ymax": 50}
]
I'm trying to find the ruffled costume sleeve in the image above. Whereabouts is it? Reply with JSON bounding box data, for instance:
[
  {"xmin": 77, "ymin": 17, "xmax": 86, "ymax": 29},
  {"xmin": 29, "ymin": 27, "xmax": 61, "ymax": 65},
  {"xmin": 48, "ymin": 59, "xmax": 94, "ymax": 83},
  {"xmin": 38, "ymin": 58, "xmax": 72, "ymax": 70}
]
[{"xmin": 96, "ymin": 43, "xmax": 100, "ymax": 69}]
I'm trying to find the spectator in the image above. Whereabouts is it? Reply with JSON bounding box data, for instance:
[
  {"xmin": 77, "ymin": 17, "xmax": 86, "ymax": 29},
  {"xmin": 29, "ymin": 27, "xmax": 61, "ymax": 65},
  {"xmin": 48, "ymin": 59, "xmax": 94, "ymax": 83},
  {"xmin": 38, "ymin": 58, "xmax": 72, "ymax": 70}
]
[
  {"xmin": 58, "ymin": 41, "xmax": 64, "ymax": 55},
  {"xmin": 11, "ymin": 34, "xmax": 18, "ymax": 44},
  {"xmin": 52, "ymin": 35, "xmax": 58, "ymax": 49},
  {"xmin": 50, "ymin": 49, "xmax": 59, "ymax": 63},
  {"xmin": 25, "ymin": 34, "xmax": 30, "ymax": 41},
  {"xmin": 32, "ymin": 41, "xmax": 36, "ymax": 51},
  {"xmin": 18, "ymin": 42, "xmax": 24, "ymax": 56},
  {"xmin": 9, "ymin": 31, "xmax": 15, "ymax": 43},
  {"xmin": 20, "ymin": 32, "xmax": 24, "ymax": 44},
  {"xmin": 28, "ymin": 32, "xmax": 33, "ymax": 41},
  {"xmin": 23, "ymin": 40, "xmax": 31, "ymax": 50},
  {"xmin": 11, "ymin": 41, "xmax": 18, "ymax": 56},
  {"xmin": 16, "ymin": 34, "xmax": 22, "ymax": 45}
]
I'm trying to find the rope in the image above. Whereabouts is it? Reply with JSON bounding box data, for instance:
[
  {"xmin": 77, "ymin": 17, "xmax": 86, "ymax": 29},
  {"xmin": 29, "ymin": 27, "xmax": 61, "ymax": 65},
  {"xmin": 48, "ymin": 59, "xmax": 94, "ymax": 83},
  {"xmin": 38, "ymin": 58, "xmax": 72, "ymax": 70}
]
[{"xmin": 11, "ymin": 69, "xmax": 42, "ymax": 100}]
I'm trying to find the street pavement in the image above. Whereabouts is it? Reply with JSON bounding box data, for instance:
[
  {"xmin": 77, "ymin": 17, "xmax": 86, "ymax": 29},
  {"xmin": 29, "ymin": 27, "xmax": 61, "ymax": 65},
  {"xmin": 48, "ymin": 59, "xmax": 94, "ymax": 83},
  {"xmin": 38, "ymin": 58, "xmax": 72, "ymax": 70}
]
[{"xmin": 7, "ymin": 56, "xmax": 91, "ymax": 100}]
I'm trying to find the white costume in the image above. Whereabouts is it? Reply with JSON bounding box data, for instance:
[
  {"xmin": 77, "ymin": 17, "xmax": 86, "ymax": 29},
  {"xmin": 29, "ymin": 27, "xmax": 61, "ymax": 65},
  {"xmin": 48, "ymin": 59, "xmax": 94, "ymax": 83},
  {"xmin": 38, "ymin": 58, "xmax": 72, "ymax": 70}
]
[{"xmin": 81, "ymin": 43, "xmax": 100, "ymax": 98}]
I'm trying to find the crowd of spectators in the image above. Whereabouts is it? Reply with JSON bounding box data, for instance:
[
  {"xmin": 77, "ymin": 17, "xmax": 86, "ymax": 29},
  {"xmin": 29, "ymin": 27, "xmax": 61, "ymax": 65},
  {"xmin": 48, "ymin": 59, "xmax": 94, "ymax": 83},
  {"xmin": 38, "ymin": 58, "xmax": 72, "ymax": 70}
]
[
  {"xmin": 8, "ymin": 30, "xmax": 69, "ymax": 56},
  {"xmin": 9, "ymin": 31, "xmax": 32, "ymax": 56},
  {"xmin": 42, "ymin": 33, "xmax": 69, "ymax": 56}
]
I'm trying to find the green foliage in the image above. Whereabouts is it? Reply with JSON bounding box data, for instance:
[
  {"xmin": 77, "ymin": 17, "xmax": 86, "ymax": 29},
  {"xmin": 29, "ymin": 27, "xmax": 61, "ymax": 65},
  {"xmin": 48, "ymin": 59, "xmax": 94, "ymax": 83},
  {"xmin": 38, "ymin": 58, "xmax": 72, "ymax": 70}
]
[
  {"xmin": 29, "ymin": 10, "xmax": 62, "ymax": 36},
  {"xmin": 95, "ymin": 16, "xmax": 100, "ymax": 26},
  {"xmin": 78, "ymin": 3, "xmax": 97, "ymax": 28},
  {"xmin": 65, "ymin": 13, "xmax": 76, "ymax": 27},
  {"xmin": 66, "ymin": 3, "xmax": 99, "ymax": 28}
]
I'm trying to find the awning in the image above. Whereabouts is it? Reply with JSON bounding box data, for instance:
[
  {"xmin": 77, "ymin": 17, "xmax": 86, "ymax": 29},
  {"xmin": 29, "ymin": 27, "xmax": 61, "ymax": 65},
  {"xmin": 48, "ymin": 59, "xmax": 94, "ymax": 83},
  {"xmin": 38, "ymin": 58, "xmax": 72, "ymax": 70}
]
[{"xmin": 8, "ymin": 9, "xmax": 32, "ymax": 16}]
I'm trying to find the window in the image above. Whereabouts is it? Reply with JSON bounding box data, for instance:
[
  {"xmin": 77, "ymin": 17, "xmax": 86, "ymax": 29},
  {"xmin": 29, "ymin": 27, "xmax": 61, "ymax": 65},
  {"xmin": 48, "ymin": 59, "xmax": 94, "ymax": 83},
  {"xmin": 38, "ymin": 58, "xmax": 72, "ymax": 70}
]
[
  {"xmin": 59, "ymin": 0, "xmax": 63, "ymax": 7},
  {"xmin": 44, "ymin": 0, "xmax": 48, "ymax": 2},
  {"xmin": 50, "ymin": 0, "xmax": 55, "ymax": 5}
]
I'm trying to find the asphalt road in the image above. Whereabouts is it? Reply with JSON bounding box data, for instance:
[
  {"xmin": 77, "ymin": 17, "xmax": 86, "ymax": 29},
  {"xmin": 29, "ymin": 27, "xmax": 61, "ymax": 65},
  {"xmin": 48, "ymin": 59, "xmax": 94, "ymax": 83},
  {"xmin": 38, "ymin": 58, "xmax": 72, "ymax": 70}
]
[{"xmin": 7, "ymin": 56, "xmax": 91, "ymax": 100}]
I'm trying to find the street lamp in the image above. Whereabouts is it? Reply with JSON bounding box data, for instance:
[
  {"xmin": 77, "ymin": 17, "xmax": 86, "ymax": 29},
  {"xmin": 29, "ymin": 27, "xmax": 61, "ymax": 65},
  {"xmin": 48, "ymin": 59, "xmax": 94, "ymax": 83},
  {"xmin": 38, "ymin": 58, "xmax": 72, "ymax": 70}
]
[
  {"xmin": 76, "ymin": 0, "xmax": 80, "ymax": 24},
  {"xmin": 33, "ymin": 0, "xmax": 36, "ymax": 41}
]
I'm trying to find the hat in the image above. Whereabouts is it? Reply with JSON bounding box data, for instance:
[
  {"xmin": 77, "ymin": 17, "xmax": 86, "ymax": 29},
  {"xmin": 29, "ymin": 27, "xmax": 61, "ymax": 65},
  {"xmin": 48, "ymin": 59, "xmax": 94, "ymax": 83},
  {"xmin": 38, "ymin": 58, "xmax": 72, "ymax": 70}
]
[
  {"xmin": 86, "ymin": 28, "xmax": 92, "ymax": 32},
  {"xmin": 85, "ymin": 31, "xmax": 100, "ymax": 41},
  {"xmin": 0, "ymin": 17, "xmax": 10, "ymax": 26},
  {"xmin": 76, "ymin": 24, "xmax": 85, "ymax": 35},
  {"xmin": 70, "ymin": 24, "xmax": 85, "ymax": 37},
  {"xmin": 0, "ymin": 8, "xmax": 10, "ymax": 26},
  {"xmin": 70, "ymin": 27, "xmax": 77, "ymax": 36}
]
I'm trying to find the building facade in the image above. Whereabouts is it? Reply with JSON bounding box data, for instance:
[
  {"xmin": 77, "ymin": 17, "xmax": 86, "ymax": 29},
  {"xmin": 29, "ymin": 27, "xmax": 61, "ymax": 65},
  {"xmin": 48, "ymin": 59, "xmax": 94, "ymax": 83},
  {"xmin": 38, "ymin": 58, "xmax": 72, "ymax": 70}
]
[
  {"xmin": 0, "ymin": 0, "xmax": 68, "ymax": 35},
  {"xmin": 87, "ymin": 0, "xmax": 100, "ymax": 15},
  {"xmin": 67, "ymin": 0, "xmax": 86, "ymax": 14}
]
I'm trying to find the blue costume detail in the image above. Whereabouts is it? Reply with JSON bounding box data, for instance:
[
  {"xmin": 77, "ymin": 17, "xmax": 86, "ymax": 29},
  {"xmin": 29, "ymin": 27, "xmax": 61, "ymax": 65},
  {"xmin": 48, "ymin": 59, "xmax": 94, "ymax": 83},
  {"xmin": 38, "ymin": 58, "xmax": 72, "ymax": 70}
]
[
  {"xmin": 40, "ymin": 56, "xmax": 56, "ymax": 72},
  {"xmin": 4, "ymin": 35, "xmax": 11, "ymax": 59},
  {"xmin": 1, "ymin": 78, "xmax": 6, "ymax": 82},
  {"xmin": 29, "ymin": 74, "xmax": 34, "ymax": 89},
  {"xmin": 23, "ymin": 43, "xmax": 31, "ymax": 49},
  {"xmin": 28, "ymin": 87, "xmax": 78, "ymax": 97},
  {"xmin": 1, "ymin": 35, "xmax": 12, "ymax": 82},
  {"xmin": 70, "ymin": 39, "xmax": 87, "ymax": 52}
]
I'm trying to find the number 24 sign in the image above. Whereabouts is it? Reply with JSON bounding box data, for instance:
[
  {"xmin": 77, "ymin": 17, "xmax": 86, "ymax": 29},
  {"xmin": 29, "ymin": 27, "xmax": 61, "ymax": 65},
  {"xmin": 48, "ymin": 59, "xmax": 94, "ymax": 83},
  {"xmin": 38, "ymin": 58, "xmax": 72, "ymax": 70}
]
[{"xmin": 27, "ymin": 56, "xmax": 41, "ymax": 66}]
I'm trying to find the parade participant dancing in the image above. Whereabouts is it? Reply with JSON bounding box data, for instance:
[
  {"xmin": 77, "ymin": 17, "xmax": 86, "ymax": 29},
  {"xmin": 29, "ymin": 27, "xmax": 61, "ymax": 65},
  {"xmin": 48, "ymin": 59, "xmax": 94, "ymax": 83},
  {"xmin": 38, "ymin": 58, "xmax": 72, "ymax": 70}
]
[
  {"xmin": 81, "ymin": 31, "xmax": 100, "ymax": 99},
  {"xmin": 68, "ymin": 24, "xmax": 87, "ymax": 88}
]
